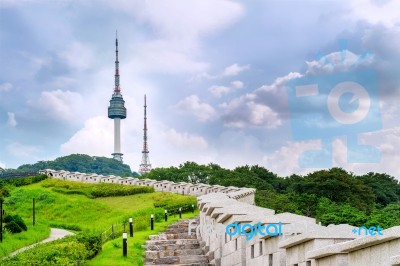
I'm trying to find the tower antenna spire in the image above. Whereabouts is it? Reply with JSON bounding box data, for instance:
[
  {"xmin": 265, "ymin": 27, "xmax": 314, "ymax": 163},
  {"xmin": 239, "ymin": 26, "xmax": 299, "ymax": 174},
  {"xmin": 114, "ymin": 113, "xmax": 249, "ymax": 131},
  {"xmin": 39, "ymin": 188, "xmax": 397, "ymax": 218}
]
[
  {"xmin": 114, "ymin": 31, "xmax": 120, "ymax": 93},
  {"xmin": 139, "ymin": 94, "xmax": 152, "ymax": 175}
]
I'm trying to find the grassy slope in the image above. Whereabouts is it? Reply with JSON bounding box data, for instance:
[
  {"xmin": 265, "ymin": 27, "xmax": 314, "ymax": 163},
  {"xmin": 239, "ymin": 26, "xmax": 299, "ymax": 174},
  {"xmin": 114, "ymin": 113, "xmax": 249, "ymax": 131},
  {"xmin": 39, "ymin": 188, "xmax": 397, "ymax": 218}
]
[
  {"xmin": 0, "ymin": 180, "xmax": 197, "ymax": 262},
  {"xmin": 89, "ymin": 212, "xmax": 198, "ymax": 266}
]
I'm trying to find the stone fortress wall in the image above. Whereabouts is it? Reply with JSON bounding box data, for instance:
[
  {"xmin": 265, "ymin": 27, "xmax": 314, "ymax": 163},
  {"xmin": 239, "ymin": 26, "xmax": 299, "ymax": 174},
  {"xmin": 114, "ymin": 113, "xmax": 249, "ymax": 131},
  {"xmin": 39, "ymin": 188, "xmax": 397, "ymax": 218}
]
[{"xmin": 40, "ymin": 169, "xmax": 400, "ymax": 266}]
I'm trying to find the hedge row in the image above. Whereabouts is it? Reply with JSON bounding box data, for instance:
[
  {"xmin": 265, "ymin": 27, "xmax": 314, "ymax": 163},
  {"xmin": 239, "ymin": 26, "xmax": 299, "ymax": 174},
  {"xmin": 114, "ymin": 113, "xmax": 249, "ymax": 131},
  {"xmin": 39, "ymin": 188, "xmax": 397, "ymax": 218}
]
[
  {"xmin": 42, "ymin": 179, "xmax": 154, "ymax": 198},
  {"xmin": 1, "ymin": 232, "xmax": 101, "ymax": 266}
]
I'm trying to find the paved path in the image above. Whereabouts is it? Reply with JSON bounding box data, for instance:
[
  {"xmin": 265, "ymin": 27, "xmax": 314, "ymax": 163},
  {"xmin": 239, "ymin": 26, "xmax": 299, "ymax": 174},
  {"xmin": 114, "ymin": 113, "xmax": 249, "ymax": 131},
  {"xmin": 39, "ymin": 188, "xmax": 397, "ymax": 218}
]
[{"xmin": 8, "ymin": 228, "xmax": 74, "ymax": 257}]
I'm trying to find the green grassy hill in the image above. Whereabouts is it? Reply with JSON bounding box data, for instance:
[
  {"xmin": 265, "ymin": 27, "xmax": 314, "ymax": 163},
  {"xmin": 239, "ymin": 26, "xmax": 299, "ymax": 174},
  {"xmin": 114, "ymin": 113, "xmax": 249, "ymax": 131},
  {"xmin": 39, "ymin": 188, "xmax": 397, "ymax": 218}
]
[{"xmin": 0, "ymin": 176, "xmax": 197, "ymax": 265}]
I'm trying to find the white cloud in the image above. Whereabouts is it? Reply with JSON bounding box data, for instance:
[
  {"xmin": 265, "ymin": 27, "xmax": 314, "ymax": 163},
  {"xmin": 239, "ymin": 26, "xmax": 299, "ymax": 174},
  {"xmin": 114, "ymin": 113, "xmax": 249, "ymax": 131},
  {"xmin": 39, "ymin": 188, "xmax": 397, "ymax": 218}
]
[
  {"xmin": 60, "ymin": 41, "xmax": 95, "ymax": 70},
  {"xmin": 231, "ymin": 80, "xmax": 244, "ymax": 89},
  {"xmin": 6, "ymin": 142, "xmax": 42, "ymax": 158},
  {"xmin": 348, "ymin": 0, "xmax": 400, "ymax": 27},
  {"xmin": 60, "ymin": 116, "xmax": 113, "ymax": 156},
  {"xmin": 305, "ymin": 50, "xmax": 373, "ymax": 75},
  {"xmin": 221, "ymin": 72, "xmax": 301, "ymax": 128},
  {"xmin": 262, "ymin": 127, "xmax": 400, "ymax": 178},
  {"xmin": 161, "ymin": 128, "xmax": 208, "ymax": 149},
  {"xmin": 0, "ymin": 82, "xmax": 12, "ymax": 92},
  {"xmin": 209, "ymin": 85, "xmax": 231, "ymax": 97},
  {"xmin": 7, "ymin": 112, "xmax": 17, "ymax": 128},
  {"xmin": 134, "ymin": 40, "xmax": 209, "ymax": 74},
  {"xmin": 222, "ymin": 63, "xmax": 250, "ymax": 76},
  {"xmin": 112, "ymin": 0, "xmax": 244, "ymax": 41},
  {"xmin": 209, "ymin": 81, "xmax": 244, "ymax": 98},
  {"xmin": 0, "ymin": 161, "xmax": 6, "ymax": 169},
  {"xmin": 32, "ymin": 90, "xmax": 83, "ymax": 122},
  {"xmin": 172, "ymin": 95, "xmax": 216, "ymax": 122}
]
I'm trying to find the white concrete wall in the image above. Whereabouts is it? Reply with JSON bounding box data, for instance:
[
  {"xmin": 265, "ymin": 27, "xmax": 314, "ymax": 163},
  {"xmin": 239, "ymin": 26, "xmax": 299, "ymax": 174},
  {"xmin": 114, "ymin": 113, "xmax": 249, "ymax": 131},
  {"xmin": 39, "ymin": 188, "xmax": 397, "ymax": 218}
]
[{"xmin": 347, "ymin": 238, "xmax": 400, "ymax": 266}]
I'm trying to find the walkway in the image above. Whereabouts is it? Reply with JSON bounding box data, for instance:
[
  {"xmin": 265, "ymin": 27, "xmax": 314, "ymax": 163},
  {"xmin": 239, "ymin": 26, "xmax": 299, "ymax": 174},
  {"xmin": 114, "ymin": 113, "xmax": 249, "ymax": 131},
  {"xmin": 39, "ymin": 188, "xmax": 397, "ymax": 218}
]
[
  {"xmin": 8, "ymin": 228, "xmax": 74, "ymax": 257},
  {"xmin": 144, "ymin": 217, "xmax": 213, "ymax": 266}
]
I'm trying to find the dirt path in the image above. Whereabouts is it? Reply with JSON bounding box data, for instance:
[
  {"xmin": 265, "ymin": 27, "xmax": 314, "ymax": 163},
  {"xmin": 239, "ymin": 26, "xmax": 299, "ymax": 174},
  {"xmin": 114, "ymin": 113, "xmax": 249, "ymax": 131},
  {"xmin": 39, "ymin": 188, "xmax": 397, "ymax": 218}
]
[{"xmin": 7, "ymin": 228, "xmax": 74, "ymax": 257}]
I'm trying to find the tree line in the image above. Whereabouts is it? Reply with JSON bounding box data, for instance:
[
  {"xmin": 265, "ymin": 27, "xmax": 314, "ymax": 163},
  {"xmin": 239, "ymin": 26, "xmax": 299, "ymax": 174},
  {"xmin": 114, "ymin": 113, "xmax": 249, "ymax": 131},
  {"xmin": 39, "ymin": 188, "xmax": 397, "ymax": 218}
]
[{"xmin": 141, "ymin": 162, "xmax": 400, "ymax": 228}]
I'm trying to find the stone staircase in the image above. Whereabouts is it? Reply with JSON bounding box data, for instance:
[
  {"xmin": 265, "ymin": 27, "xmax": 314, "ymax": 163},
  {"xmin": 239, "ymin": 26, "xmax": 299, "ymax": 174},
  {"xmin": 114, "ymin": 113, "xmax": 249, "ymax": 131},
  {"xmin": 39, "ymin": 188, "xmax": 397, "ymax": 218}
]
[{"xmin": 144, "ymin": 217, "xmax": 213, "ymax": 266}]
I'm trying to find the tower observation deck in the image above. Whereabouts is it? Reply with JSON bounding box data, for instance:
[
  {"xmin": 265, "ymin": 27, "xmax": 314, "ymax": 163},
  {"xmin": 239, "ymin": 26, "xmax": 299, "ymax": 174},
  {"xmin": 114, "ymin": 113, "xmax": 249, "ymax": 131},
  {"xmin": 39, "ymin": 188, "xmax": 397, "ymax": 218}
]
[{"xmin": 108, "ymin": 33, "xmax": 126, "ymax": 162}]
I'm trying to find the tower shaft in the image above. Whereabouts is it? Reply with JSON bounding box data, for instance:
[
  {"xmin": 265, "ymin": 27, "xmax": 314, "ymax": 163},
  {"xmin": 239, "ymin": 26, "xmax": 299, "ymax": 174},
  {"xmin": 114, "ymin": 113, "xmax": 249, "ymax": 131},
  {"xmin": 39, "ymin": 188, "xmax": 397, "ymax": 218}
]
[{"xmin": 139, "ymin": 95, "xmax": 152, "ymax": 174}]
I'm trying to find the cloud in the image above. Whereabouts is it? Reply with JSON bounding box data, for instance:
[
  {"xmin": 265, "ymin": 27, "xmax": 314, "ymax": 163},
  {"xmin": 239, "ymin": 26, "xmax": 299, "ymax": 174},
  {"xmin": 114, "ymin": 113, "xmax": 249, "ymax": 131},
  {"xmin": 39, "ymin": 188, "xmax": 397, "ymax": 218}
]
[
  {"xmin": 305, "ymin": 50, "xmax": 373, "ymax": 75},
  {"xmin": 59, "ymin": 41, "xmax": 95, "ymax": 71},
  {"xmin": 0, "ymin": 82, "xmax": 12, "ymax": 92},
  {"xmin": 7, "ymin": 112, "xmax": 17, "ymax": 128},
  {"xmin": 209, "ymin": 85, "xmax": 231, "ymax": 98},
  {"xmin": 32, "ymin": 90, "xmax": 83, "ymax": 122},
  {"xmin": 60, "ymin": 116, "xmax": 113, "ymax": 156},
  {"xmin": 161, "ymin": 128, "xmax": 208, "ymax": 149},
  {"xmin": 6, "ymin": 142, "xmax": 42, "ymax": 158},
  {"xmin": 231, "ymin": 80, "xmax": 244, "ymax": 89},
  {"xmin": 0, "ymin": 161, "xmax": 6, "ymax": 169},
  {"xmin": 112, "ymin": 0, "xmax": 244, "ymax": 41},
  {"xmin": 172, "ymin": 95, "xmax": 216, "ymax": 122},
  {"xmin": 221, "ymin": 72, "xmax": 301, "ymax": 128},
  {"xmin": 262, "ymin": 127, "xmax": 400, "ymax": 178},
  {"xmin": 209, "ymin": 80, "xmax": 245, "ymax": 98},
  {"xmin": 222, "ymin": 63, "xmax": 250, "ymax": 76},
  {"xmin": 134, "ymin": 40, "xmax": 209, "ymax": 74},
  {"xmin": 348, "ymin": 0, "xmax": 400, "ymax": 27}
]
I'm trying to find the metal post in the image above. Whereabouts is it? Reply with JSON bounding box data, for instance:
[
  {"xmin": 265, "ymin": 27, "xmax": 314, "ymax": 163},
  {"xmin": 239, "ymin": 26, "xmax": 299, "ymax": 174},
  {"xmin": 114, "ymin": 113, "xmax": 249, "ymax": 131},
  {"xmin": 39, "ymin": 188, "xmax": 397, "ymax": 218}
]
[
  {"xmin": 0, "ymin": 199, "xmax": 3, "ymax": 242},
  {"xmin": 32, "ymin": 198, "xmax": 35, "ymax": 226},
  {"xmin": 192, "ymin": 204, "xmax": 195, "ymax": 213},
  {"xmin": 164, "ymin": 210, "xmax": 168, "ymax": 222},
  {"xmin": 179, "ymin": 207, "xmax": 182, "ymax": 219},
  {"xmin": 129, "ymin": 218, "xmax": 133, "ymax": 237},
  {"xmin": 122, "ymin": 232, "xmax": 127, "ymax": 257},
  {"xmin": 150, "ymin": 214, "xmax": 154, "ymax": 230}
]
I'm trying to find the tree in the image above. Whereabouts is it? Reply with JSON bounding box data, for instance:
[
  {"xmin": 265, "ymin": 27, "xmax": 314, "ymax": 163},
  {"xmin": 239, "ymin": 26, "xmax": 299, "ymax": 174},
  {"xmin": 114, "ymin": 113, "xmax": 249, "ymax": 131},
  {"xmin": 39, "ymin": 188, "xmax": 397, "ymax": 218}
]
[
  {"xmin": 357, "ymin": 172, "xmax": 400, "ymax": 208},
  {"xmin": 289, "ymin": 168, "xmax": 376, "ymax": 213}
]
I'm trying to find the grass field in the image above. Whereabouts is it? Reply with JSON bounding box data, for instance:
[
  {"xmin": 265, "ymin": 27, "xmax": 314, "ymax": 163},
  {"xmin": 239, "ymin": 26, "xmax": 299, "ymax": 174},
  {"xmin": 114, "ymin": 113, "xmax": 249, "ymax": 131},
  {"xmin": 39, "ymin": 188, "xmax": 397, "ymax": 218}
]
[{"xmin": 0, "ymin": 178, "xmax": 198, "ymax": 265}]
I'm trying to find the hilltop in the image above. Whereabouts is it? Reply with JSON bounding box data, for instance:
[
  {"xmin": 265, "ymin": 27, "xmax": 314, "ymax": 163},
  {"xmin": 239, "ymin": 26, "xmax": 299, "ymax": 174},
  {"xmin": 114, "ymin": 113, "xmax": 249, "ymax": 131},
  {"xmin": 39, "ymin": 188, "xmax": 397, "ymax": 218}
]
[{"xmin": 13, "ymin": 154, "xmax": 138, "ymax": 177}]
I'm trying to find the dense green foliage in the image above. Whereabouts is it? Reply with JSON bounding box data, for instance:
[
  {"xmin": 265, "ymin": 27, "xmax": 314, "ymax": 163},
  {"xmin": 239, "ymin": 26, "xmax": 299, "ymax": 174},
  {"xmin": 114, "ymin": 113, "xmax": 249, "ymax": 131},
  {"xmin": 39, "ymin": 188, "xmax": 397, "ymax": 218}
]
[
  {"xmin": 13, "ymin": 154, "xmax": 138, "ymax": 176},
  {"xmin": 40, "ymin": 178, "xmax": 154, "ymax": 198},
  {"xmin": 142, "ymin": 162, "xmax": 400, "ymax": 227},
  {"xmin": 1, "ymin": 174, "xmax": 48, "ymax": 187},
  {"xmin": 1, "ymin": 232, "xmax": 101, "ymax": 266},
  {"xmin": 3, "ymin": 214, "xmax": 28, "ymax": 233}
]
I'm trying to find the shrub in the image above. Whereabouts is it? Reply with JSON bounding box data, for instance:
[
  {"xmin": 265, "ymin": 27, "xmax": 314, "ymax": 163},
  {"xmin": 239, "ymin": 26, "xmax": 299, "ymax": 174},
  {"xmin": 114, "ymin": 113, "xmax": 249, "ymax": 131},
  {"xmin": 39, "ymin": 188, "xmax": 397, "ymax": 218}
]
[
  {"xmin": 75, "ymin": 232, "xmax": 102, "ymax": 259},
  {"xmin": 4, "ymin": 221, "xmax": 23, "ymax": 233},
  {"xmin": 42, "ymin": 179, "xmax": 154, "ymax": 198},
  {"xmin": 3, "ymin": 214, "xmax": 27, "ymax": 233},
  {"xmin": 6, "ymin": 174, "xmax": 48, "ymax": 187},
  {"xmin": 12, "ymin": 215, "xmax": 28, "ymax": 231}
]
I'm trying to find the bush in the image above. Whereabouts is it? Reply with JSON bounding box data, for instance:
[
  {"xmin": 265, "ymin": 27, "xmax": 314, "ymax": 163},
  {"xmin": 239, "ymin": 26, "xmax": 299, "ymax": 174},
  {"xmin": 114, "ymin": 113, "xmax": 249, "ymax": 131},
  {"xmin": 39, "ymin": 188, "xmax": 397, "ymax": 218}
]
[
  {"xmin": 42, "ymin": 179, "xmax": 154, "ymax": 198},
  {"xmin": 3, "ymin": 214, "xmax": 27, "ymax": 233},
  {"xmin": 5, "ymin": 174, "xmax": 48, "ymax": 187},
  {"xmin": 75, "ymin": 232, "xmax": 102, "ymax": 259},
  {"xmin": 4, "ymin": 221, "xmax": 23, "ymax": 233},
  {"xmin": 12, "ymin": 215, "xmax": 28, "ymax": 231},
  {"xmin": 2, "ymin": 238, "xmax": 88, "ymax": 266}
]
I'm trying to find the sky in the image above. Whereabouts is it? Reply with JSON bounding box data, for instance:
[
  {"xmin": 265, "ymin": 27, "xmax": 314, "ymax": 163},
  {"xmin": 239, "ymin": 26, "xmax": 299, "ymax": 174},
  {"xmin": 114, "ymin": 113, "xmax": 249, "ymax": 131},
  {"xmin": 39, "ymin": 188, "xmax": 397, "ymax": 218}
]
[{"xmin": 0, "ymin": 0, "xmax": 399, "ymax": 178}]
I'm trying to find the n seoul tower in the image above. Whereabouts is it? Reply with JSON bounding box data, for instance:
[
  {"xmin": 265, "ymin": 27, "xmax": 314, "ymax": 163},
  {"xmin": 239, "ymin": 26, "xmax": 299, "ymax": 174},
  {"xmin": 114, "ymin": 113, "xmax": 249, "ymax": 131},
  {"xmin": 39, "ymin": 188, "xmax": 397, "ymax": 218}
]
[{"xmin": 108, "ymin": 32, "xmax": 127, "ymax": 162}]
